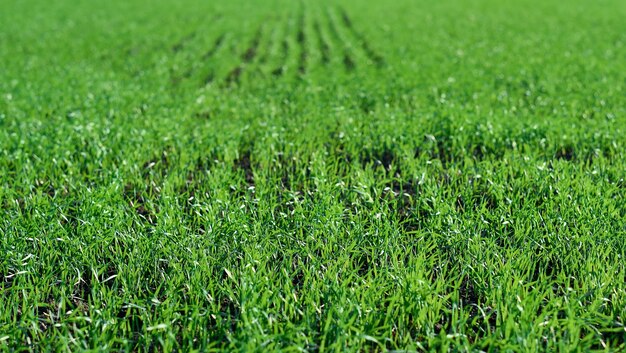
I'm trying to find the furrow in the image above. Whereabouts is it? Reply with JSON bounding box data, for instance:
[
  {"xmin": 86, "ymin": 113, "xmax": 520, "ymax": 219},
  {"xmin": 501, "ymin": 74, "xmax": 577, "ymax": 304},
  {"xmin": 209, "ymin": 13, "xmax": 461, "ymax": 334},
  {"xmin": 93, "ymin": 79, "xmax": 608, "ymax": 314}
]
[
  {"xmin": 171, "ymin": 30, "xmax": 198, "ymax": 53},
  {"xmin": 242, "ymin": 26, "xmax": 263, "ymax": 63},
  {"xmin": 271, "ymin": 15, "xmax": 294, "ymax": 77},
  {"xmin": 169, "ymin": 32, "xmax": 228, "ymax": 87},
  {"xmin": 257, "ymin": 18, "xmax": 279, "ymax": 66},
  {"xmin": 297, "ymin": 11, "xmax": 308, "ymax": 76},
  {"xmin": 200, "ymin": 34, "xmax": 228, "ymax": 85},
  {"xmin": 313, "ymin": 20, "xmax": 330, "ymax": 66},
  {"xmin": 337, "ymin": 7, "xmax": 385, "ymax": 67},
  {"xmin": 324, "ymin": 7, "xmax": 357, "ymax": 72},
  {"xmin": 202, "ymin": 33, "xmax": 227, "ymax": 60},
  {"xmin": 224, "ymin": 25, "xmax": 264, "ymax": 86}
]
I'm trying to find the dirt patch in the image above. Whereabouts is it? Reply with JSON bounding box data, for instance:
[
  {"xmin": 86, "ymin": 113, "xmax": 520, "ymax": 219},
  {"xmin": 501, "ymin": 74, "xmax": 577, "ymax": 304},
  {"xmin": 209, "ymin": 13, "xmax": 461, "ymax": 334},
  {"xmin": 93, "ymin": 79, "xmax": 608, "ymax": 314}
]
[
  {"xmin": 233, "ymin": 149, "xmax": 255, "ymax": 189},
  {"xmin": 343, "ymin": 53, "xmax": 356, "ymax": 71},
  {"xmin": 555, "ymin": 145, "xmax": 575, "ymax": 161},
  {"xmin": 242, "ymin": 27, "xmax": 263, "ymax": 63},
  {"xmin": 359, "ymin": 147, "xmax": 397, "ymax": 172},
  {"xmin": 224, "ymin": 65, "xmax": 243, "ymax": 85}
]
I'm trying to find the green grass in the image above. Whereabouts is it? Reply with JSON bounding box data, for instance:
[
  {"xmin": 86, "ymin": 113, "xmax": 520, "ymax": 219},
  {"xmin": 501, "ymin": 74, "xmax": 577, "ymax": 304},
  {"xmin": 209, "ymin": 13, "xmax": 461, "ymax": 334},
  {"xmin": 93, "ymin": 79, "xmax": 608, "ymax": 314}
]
[{"xmin": 1, "ymin": 0, "xmax": 625, "ymax": 351}]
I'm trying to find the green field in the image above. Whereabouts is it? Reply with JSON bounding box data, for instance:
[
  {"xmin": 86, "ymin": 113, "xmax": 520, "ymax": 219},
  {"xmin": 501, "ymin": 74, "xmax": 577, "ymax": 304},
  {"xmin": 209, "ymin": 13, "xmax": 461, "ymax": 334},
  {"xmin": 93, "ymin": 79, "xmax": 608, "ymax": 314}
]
[{"xmin": 1, "ymin": 0, "xmax": 626, "ymax": 351}]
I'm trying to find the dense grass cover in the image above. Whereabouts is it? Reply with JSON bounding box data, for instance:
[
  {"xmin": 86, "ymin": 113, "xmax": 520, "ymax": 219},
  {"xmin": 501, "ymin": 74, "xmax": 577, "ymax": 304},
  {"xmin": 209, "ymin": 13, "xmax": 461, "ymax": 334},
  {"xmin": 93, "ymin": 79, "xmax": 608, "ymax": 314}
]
[{"xmin": 1, "ymin": 0, "xmax": 625, "ymax": 351}]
